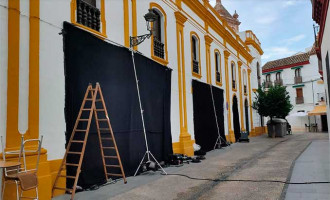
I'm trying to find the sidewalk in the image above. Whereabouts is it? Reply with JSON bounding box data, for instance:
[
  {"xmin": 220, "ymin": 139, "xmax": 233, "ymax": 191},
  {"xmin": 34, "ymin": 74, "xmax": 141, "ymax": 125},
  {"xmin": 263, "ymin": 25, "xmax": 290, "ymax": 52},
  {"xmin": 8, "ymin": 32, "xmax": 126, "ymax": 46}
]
[
  {"xmin": 53, "ymin": 132, "xmax": 328, "ymax": 200},
  {"xmin": 285, "ymin": 140, "xmax": 330, "ymax": 200}
]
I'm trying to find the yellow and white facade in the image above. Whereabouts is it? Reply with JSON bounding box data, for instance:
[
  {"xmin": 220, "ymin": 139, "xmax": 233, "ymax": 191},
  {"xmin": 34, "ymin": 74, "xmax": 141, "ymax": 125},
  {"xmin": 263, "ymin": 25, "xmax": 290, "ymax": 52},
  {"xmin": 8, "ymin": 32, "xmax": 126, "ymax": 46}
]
[{"xmin": 0, "ymin": 0, "xmax": 264, "ymax": 199}]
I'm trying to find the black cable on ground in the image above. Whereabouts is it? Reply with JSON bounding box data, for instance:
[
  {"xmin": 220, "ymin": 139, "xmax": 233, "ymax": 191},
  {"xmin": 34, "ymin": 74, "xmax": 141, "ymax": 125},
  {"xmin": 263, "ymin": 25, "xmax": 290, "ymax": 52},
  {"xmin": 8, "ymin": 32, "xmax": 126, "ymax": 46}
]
[{"xmin": 162, "ymin": 173, "xmax": 330, "ymax": 185}]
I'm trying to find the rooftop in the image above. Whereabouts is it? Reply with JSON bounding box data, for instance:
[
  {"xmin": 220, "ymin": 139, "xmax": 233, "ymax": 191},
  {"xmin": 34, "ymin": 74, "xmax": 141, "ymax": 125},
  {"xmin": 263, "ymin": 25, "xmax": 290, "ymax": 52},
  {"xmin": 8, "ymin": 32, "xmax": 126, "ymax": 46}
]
[{"xmin": 262, "ymin": 52, "xmax": 311, "ymax": 72}]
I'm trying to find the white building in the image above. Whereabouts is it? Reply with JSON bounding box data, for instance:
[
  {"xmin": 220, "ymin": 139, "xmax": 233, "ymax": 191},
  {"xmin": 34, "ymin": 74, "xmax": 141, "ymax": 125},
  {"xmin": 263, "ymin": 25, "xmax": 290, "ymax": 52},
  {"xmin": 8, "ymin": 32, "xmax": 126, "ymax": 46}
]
[
  {"xmin": 312, "ymin": 0, "xmax": 330, "ymax": 139},
  {"xmin": 0, "ymin": 0, "xmax": 263, "ymax": 198},
  {"xmin": 262, "ymin": 49, "xmax": 327, "ymax": 132}
]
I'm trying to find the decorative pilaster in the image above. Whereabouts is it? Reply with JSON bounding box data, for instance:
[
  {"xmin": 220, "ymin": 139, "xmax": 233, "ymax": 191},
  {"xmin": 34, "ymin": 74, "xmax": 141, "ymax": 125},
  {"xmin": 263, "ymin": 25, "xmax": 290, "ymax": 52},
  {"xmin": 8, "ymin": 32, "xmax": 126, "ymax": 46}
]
[
  {"xmin": 248, "ymin": 68, "xmax": 255, "ymax": 135},
  {"xmin": 204, "ymin": 35, "xmax": 213, "ymax": 84},
  {"xmin": 237, "ymin": 61, "xmax": 244, "ymax": 131},
  {"xmin": 224, "ymin": 50, "xmax": 235, "ymax": 143},
  {"xmin": 173, "ymin": 11, "xmax": 194, "ymax": 156}
]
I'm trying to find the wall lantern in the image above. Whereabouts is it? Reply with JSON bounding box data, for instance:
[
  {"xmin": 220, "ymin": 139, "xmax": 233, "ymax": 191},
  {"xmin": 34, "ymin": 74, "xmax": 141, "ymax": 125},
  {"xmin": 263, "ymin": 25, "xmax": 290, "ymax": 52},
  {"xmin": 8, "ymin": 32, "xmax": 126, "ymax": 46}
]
[{"xmin": 130, "ymin": 9, "xmax": 157, "ymax": 48}]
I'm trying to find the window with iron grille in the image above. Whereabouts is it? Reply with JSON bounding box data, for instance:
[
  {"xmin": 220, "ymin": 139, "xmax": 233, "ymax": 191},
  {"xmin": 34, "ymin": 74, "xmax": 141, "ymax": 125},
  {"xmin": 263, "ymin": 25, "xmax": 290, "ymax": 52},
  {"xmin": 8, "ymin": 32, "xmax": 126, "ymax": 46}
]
[
  {"xmin": 76, "ymin": 0, "xmax": 101, "ymax": 32},
  {"xmin": 192, "ymin": 36, "xmax": 199, "ymax": 74},
  {"xmin": 152, "ymin": 10, "xmax": 165, "ymax": 59},
  {"xmin": 215, "ymin": 52, "xmax": 221, "ymax": 83}
]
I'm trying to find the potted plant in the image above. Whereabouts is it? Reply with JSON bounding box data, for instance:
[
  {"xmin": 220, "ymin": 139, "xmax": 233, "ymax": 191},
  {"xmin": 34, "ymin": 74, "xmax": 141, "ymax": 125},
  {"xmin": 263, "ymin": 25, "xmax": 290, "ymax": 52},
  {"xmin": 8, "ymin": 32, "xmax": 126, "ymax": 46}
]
[{"xmin": 253, "ymin": 84, "xmax": 293, "ymax": 138}]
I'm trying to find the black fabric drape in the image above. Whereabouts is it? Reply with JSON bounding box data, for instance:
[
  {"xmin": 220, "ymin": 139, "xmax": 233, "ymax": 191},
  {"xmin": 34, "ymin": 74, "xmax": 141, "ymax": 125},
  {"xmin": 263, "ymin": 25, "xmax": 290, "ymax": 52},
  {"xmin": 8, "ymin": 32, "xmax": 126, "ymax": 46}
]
[
  {"xmin": 192, "ymin": 80, "xmax": 226, "ymax": 152},
  {"xmin": 232, "ymin": 96, "xmax": 241, "ymax": 142},
  {"xmin": 63, "ymin": 22, "xmax": 172, "ymax": 188}
]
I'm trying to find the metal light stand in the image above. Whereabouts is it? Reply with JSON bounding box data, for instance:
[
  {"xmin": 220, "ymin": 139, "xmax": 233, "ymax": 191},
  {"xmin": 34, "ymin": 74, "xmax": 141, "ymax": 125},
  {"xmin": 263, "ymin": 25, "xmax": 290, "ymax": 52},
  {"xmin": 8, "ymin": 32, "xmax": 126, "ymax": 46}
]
[
  {"xmin": 129, "ymin": 49, "xmax": 167, "ymax": 176},
  {"xmin": 209, "ymin": 84, "xmax": 231, "ymax": 150}
]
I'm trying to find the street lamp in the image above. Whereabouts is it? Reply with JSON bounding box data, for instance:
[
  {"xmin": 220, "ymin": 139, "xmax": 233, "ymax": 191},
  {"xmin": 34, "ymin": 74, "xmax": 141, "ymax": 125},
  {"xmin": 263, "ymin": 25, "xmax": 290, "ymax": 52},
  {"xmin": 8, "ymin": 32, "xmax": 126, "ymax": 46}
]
[{"xmin": 130, "ymin": 9, "xmax": 157, "ymax": 48}]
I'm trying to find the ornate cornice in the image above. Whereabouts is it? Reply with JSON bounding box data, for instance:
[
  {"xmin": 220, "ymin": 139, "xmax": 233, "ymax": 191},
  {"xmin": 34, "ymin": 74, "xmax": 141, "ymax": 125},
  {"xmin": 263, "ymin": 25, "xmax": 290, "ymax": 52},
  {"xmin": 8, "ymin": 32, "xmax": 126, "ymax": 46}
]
[
  {"xmin": 224, "ymin": 50, "xmax": 230, "ymax": 59},
  {"xmin": 204, "ymin": 35, "xmax": 213, "ymax": 45},
  {"xmin": 174, "ymin": 11, "xmax": 188, "ymax": 26}
]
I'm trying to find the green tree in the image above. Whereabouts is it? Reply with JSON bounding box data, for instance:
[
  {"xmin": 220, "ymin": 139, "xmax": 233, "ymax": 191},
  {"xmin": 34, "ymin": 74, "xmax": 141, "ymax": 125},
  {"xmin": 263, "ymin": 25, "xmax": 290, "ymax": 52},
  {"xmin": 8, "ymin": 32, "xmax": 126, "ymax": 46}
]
[{"xmin": 253, "ymin": 84, "xmax": 293, "ymax": 121}]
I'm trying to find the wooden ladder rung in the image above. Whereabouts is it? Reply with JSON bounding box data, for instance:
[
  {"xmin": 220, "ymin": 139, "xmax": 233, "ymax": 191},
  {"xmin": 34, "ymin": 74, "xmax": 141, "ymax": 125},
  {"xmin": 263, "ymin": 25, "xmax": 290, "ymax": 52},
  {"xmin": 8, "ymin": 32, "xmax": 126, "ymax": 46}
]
[
  {"xmin": 99, "ymin": 128, "xmax": 110, "ymax": 131},
  {"xmin": 104, "ymin": 156, "xmax": 117, "ymax": 159},
  {"xmin": 85, "ymin": 98, "xmax": 93, "ymax": 101},
  {"xmin": 107, "ymin": 173, "xmax": 123, "ymax": 177},
  {"xmin": 97, "ymin": 119, "xmax": 108, "ymax": 122},
  {"xmin": 71, "ymin": 140, "xmax": 84, "ymax": 143},
  {"xmin": 60, "ymin": 175, "xmax": 76, "ymax": 179},
  {"xmin": 101, "ymin": 137, "xmax": 113, "ymax": 140},
  {"xmin": 102, "ymin": 147, "xmax": 115, "ymax": 150},
  {"xmin": 75, "ymin": 129, "xmax": 87, "ymax": 132},
  {"xmin": 106, "ymin": 165, "xmax": 121, "ymax": 168},
  {"xmin": 65, "ymin": 163, "xmax": 79, "ymax": 167},
  {"xmin": 82, "ymin": 108, "xmax": 92, "ymax": 111},
  {"xmin": 95, "ymin": 99, "xmax": 102, "ymax": 102},
  {"xmin": 95, "ymin": 109, "xmax": 105, "ymax": 111},
  {"xmin": 78, "ymin": 119, "xmax": 89, "ymax": 121},
  {"xmin": 54, "ymin": 187, "xmax": 72, "ymax": 192},
  {"xmin": 68, "ymin": 151, "xmax": 82, "ymax": 155}
]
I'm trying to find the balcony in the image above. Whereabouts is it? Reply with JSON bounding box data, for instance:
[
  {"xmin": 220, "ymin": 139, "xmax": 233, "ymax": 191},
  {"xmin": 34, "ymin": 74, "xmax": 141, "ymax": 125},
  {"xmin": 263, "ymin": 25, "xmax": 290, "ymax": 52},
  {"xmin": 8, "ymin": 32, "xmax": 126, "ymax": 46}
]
[
  {"xmin": 193, "ymin": 60, "xmax": 199, "ymax": 74},
  {"xmin": 153, "ymin": 38, "xmax": 165, "ymax": 59},
  {"xmin": 216, "ymin": 72, "xmax": 221, "ymax": 83},
  {"xmin": 76, "ymin": 0, "xmax": 101, "ymax": 32},
  {"xmin": 245, "ymin": 30, "xmax": 261, "ymax": 46},
  {"xmin": 265, "ymin": 81, "xmax": 272, "ymax": 88},
  {"xmin": 296, "ymin": 97, "xmax": 304, "ymax": 104},
  {"xmin": 294, "ymin": 76, "xmax": 302, "ymax": 84},
  {"xmin": 274, "ymin": 79, "xmax": 283, "ymax": 86}
]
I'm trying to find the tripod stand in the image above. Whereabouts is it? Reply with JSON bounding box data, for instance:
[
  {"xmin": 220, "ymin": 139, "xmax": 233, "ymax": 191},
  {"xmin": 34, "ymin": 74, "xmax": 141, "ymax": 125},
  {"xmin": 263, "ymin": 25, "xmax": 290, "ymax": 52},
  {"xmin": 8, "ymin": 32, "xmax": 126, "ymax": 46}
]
[
  {"xmin": 129, "ymin": 49, "xmax": 167, "ymax": 176},
  {"xmin": 209, "ymin": 84, "xmax": 231, "ymax": 150}
]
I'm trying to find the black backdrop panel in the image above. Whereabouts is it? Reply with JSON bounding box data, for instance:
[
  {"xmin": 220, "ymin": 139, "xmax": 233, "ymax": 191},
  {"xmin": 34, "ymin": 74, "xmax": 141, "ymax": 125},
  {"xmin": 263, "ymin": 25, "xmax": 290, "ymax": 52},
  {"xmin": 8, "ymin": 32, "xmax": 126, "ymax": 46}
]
[
  {"xmin": 232, "ymin": 96, "xmax": 241, "ymax": 141},
  {"xmin": 192, "ymin": 80, "xmax": 226, "ymax": 152},
  {"xmin": 63, "ymin": 22, "xmax": 172, "ymax": 188}
]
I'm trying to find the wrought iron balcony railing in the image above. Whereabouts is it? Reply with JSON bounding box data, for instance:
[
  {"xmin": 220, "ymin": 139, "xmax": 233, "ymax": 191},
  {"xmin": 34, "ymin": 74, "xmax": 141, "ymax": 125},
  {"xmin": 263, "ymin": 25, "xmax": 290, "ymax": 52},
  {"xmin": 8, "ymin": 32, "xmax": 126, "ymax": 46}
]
[
  {"xmin": 294, "ymin": 76, "xmax": 302, "ymax": 84},
  {"xmin": 274, "ymin": 79, "xmax": 283, "ymax": 86},
  {"xmin": 216, "ymin": 72, "xmax": 221, "ymax": 83},
  {"xmin": 265, "ymin": 81, "xmax": 272, "ymax": 88},
  {"xmin": 296, "ymin": 97, "xmax": 304, "ymax": 104},
  {"xmin": 76, "ymin": 0, "xmax": 101, "ymax": 32},
  {"xmin": 153, "ymin": 38, "xmax": 165, "ymax": 59},
  {"xmin": 193, "ymin": 60, "xmax": 199, "ymax": 74}
]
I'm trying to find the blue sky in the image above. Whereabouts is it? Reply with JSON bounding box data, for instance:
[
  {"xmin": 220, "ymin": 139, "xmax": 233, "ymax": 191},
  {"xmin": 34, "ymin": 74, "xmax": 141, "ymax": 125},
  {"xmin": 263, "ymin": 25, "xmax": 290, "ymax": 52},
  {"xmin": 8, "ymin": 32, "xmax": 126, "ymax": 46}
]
[{"xmin": 209, "ymin": 0, "xmax": 316, "ymax": 65}]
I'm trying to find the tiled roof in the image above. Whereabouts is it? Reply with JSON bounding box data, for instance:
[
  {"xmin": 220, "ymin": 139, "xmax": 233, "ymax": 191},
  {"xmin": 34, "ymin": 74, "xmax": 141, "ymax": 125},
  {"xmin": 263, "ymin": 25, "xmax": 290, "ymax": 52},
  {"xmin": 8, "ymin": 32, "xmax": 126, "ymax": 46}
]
[{"xmin": 262, "ymin": 52, "xmax": 310, "ymax": 71}]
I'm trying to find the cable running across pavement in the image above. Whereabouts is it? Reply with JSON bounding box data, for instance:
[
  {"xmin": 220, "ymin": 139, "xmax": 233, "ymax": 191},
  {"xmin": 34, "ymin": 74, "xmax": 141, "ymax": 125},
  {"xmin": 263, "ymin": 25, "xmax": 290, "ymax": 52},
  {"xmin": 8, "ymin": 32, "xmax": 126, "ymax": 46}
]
[{"xmin": 162, "ymin": 173, "xmax": 330, "ymax": 185}]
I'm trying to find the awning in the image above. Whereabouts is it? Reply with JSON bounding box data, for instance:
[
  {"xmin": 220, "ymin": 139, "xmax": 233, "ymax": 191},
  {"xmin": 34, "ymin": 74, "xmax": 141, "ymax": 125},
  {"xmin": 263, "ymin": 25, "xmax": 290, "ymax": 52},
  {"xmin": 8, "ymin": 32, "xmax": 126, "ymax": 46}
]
[{"xmin": 308, "ymin": 105, "xmax": 327, "ymax": 116}]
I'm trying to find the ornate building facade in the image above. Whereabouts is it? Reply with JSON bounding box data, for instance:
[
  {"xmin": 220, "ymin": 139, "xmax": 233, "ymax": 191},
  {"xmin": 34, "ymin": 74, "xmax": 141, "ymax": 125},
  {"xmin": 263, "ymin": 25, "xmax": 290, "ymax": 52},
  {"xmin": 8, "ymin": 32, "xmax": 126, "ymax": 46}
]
[{"xmin": 0, "ymin": 0, "xmax": 263, "ymax": 198}]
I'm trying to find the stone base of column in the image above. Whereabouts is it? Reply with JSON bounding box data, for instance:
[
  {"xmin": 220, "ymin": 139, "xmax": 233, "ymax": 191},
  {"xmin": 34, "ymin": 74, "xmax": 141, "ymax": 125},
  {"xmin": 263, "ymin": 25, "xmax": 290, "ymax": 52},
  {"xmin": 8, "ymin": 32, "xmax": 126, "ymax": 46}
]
[
  {"xmin": 228, "ymin": 129, "xmax": 236, "ymax": 143},
  {"xmin": 172, "ymin": 133, "xmax": 194, "ymax": 156}
]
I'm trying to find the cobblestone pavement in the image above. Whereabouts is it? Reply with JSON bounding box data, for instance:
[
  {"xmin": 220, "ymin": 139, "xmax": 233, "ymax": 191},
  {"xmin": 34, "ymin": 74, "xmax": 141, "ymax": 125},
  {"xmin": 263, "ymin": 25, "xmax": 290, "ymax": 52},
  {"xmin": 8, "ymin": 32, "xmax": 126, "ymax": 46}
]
[{"xmin": 54, "ymin": 132, "xmax": 329, "ymax": 200}]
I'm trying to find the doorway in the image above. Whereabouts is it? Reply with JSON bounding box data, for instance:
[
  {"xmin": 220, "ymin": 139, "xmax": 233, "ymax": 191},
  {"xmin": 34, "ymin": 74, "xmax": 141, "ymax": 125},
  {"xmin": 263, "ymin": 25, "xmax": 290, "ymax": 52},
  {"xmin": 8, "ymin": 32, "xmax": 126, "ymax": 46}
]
[
  {"xmin": 321, "ymin": 115, "xmax": 328, "ymax": 132},
  {"xmin": 232, "ymin": 95, "xmax": 241, "ymax": 142},
  {"xmin": 245, "ymin": 99, "xmax": 250, "ymax": 135}
]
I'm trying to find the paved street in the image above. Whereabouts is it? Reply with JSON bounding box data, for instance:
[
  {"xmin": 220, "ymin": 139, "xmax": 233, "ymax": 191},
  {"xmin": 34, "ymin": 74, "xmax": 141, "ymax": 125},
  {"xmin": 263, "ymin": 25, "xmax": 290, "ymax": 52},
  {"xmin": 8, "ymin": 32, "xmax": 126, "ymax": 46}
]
[{"xmin": 54, "ymin": 132, "xmax": 329, "ymax": 200}]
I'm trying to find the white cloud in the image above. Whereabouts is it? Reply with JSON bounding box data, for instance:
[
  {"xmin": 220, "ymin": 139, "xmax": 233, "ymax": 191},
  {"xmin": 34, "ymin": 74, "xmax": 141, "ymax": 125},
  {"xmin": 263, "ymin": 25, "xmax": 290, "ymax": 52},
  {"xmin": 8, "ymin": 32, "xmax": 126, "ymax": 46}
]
[
  {"xmin": 282, "ymin": 34, "xmax": 306, "ymax": 44},
  {"xmin": 283, "ymin": 1, "xmax": 297, "ymax": 8},
  {"xmin": 255, "ymin": 16, "xmax": 278, "ymax": 25},
  {"xmin": 262, "ymin": 47, "xmax": 297, "ymax": 62}
]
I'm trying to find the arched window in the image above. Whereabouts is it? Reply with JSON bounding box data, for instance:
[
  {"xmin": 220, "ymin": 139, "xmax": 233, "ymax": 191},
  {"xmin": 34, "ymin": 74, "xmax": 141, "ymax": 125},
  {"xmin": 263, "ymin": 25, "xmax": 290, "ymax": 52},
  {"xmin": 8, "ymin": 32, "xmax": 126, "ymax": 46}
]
[
  {"xmin": 231, "ymin": 62, "xmax": 236, "ymax": 90},
  {"xmin": 191, "ymin": 32, "xmax": 201, "ymax": 77},
  {"xmin": 150, "ymin": 3, "xmax": 168, "ymax": 65},
  {"xmin": 276, "ymin": 72, "xmax": 281, "ymax": 80},
  {"xmin": 243, "ymin": 70, "xmax": 247, "ymax": 94},
  {"xmin": 152, "ymin": 9, "xmax": 164, "ymax": 59},
  {"xmin": 294, "ymin": 68, "xmax": 302, "ymax": 84},
  {"xmin": 215, "ymin": 50, "xmax": 221, "ymax": 83}
]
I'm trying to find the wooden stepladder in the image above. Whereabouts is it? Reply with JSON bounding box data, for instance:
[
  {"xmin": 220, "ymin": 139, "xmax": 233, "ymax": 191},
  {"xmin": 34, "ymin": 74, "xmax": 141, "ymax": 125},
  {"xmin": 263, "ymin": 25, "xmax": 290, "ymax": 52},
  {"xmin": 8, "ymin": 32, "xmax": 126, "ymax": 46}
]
[{"xmin": 52, "ymin": 83, "xmax": 127, "ymax": 200}]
